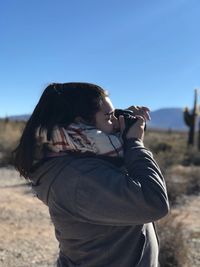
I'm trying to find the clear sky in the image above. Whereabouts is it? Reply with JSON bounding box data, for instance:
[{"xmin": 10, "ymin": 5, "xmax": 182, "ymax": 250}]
[{"xmin": 0, "ymin": 0, "xmax": 200, "ymax": 117}]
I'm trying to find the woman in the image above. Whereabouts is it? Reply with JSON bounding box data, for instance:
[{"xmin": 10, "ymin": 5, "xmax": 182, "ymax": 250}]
[{"xmin": 14, "ymin": 82, "xmax": 169, "ymax": 267}]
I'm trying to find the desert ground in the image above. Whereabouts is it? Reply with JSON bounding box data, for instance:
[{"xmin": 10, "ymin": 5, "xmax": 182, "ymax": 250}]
[{"xmin": 0, "ymin": 167, "xmax": 58, "ymax": 267}]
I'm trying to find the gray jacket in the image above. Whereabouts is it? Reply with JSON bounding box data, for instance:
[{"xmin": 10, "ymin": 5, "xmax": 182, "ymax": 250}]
[{"xmin": 29, "ymin": 138, "xmax": 169, "ymax": 267}]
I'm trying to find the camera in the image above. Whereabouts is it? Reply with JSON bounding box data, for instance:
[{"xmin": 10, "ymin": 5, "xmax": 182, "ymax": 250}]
[{"xmin": 114, "ymin": 109, "xmax": 138, "ymax": 133}]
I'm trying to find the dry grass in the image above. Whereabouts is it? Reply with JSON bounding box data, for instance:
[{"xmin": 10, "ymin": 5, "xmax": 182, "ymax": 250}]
[
  {"xmin": 144, "ymin": 129, "xmax": 188, "ymax": 171},
  {"xmin": 165, "ymin": 165, "xmax": 200, "ymax": 205},
  {"xmin": 158, "ymin": 195, "xmax": 200, "ymax": 267},
  {"xmin": 0, "ymin": 119, "xmax": 25, "ymax": 147},
  {"xmin": 0, "ymin": 119, "xmax": 25, "ymax": 166}
]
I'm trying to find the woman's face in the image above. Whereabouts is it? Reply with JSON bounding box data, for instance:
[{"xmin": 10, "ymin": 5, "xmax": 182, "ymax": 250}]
[{"xmin": 95, "ymin": 97, "xmax": 119, "ymax": 134}]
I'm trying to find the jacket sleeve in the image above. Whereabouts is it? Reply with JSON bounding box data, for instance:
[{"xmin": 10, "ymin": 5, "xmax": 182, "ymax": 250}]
[{"xmin": 74, "ymin": 138, "xmax": 169, "ymax": 226}]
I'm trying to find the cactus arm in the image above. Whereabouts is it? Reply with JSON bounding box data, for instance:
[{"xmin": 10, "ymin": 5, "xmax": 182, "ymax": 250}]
[{"xmin": 183, "ymin": 107, "xmax": 193, "ymax": 127}]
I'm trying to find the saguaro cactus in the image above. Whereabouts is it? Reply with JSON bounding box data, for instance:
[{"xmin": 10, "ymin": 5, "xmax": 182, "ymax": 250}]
[
  {"xmin": 198, "ymin": 121, "xmax": 200, "ymax": 150},
  {"xmin": 183, "ymin": 89, "xmax": 199, "ymax": 146}
]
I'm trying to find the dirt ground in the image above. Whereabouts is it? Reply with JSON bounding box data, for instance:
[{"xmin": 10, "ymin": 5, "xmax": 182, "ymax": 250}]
[{"xmin": 0, "ymin": 167, "xmax": 58, "ymax": 267}]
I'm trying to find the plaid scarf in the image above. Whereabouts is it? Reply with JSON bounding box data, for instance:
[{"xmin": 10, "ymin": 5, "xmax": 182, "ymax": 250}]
[{"xmin": 35, "ymin": 123, "xmax": 123, "ymax": 159}]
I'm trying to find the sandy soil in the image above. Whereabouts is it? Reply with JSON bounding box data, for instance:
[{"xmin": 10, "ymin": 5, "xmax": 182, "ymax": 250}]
[{"xmin": 0, "ymin": 167, "xmax": 58, "ymax": 267}]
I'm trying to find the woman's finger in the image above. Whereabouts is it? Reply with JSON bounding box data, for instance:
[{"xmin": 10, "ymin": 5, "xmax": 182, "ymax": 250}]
[{"xmin": 127, "ymin": 106, "xmax": 151, "ymax": 121}]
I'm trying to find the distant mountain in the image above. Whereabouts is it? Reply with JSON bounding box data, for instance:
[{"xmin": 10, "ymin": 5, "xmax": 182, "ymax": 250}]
[
  {"xmin": 147, "ymin": 108, "xmax": 187, "ymax": 131},
  {"xmin": 2, "ymin": 108, "xmax": 188, "ymax": 131},
  {"xmin": 5, "ymin": 114, "xmax": 30, "ymax": 121}
]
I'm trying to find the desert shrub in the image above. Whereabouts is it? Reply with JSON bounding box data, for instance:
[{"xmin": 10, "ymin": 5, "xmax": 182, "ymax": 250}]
[
  {"xmin": 0, "ymin": 120, "xmax": 25, "ymax": 166},
  {"xmin": 182, "ymin": 148, "xmax": 200, "ymax": 166},
  {"xmin": 149, "ymin": 142, "xmax": 172, "ymax": 153},
  {"xmin": 0, "ymin": 150, "xmax": 13, "ymax": 167},
  {"xmin": 158, "ymin": 213, "xmax": 188, "ymax": 267},
  {"xmin": 158, "ymin": 195, "xmax": 200, "ymax": 267},
  {"xmin": 165, "ymin": 165, "xmax": 200, "ymax": 205},
  {"xmin": 3, "ymin": 117, "xmax": 10, "ymax": 124},
  {"xmin": 144, "ymin": 129, "xmax": 188, "ymax": 172}
]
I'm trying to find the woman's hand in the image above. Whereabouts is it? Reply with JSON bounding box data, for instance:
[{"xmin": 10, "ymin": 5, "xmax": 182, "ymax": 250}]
[
  {"xmin": 114, "ymin": 106, "xmax": 151, "ymax": 140},
  {"xmin": 118, "ymin": 106, "xmax": 150, "ymax": 141},
  {"xmin": 127, "ymin": 106, "xmax": 151, "ymax": 122},
  {"xmin": 119, "ymin": 115, "xmax": 146, "ymax": 141}
]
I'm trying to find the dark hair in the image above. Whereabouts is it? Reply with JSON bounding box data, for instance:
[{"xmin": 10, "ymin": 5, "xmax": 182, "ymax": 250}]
[{"xmin": 13, "ymin": 82, "xmax": 108, "ymax": 178}]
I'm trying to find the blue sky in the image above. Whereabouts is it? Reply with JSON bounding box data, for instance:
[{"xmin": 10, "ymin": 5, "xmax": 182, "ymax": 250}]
[{"xmin": 0, "ymin": 0, "xmax": 200, "ymax": 117}]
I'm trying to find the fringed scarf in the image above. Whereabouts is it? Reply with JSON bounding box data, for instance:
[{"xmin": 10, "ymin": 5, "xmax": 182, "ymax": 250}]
[{"xmin": 35, "ymin": 123, "xmax": 123, "ymax": 159}]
